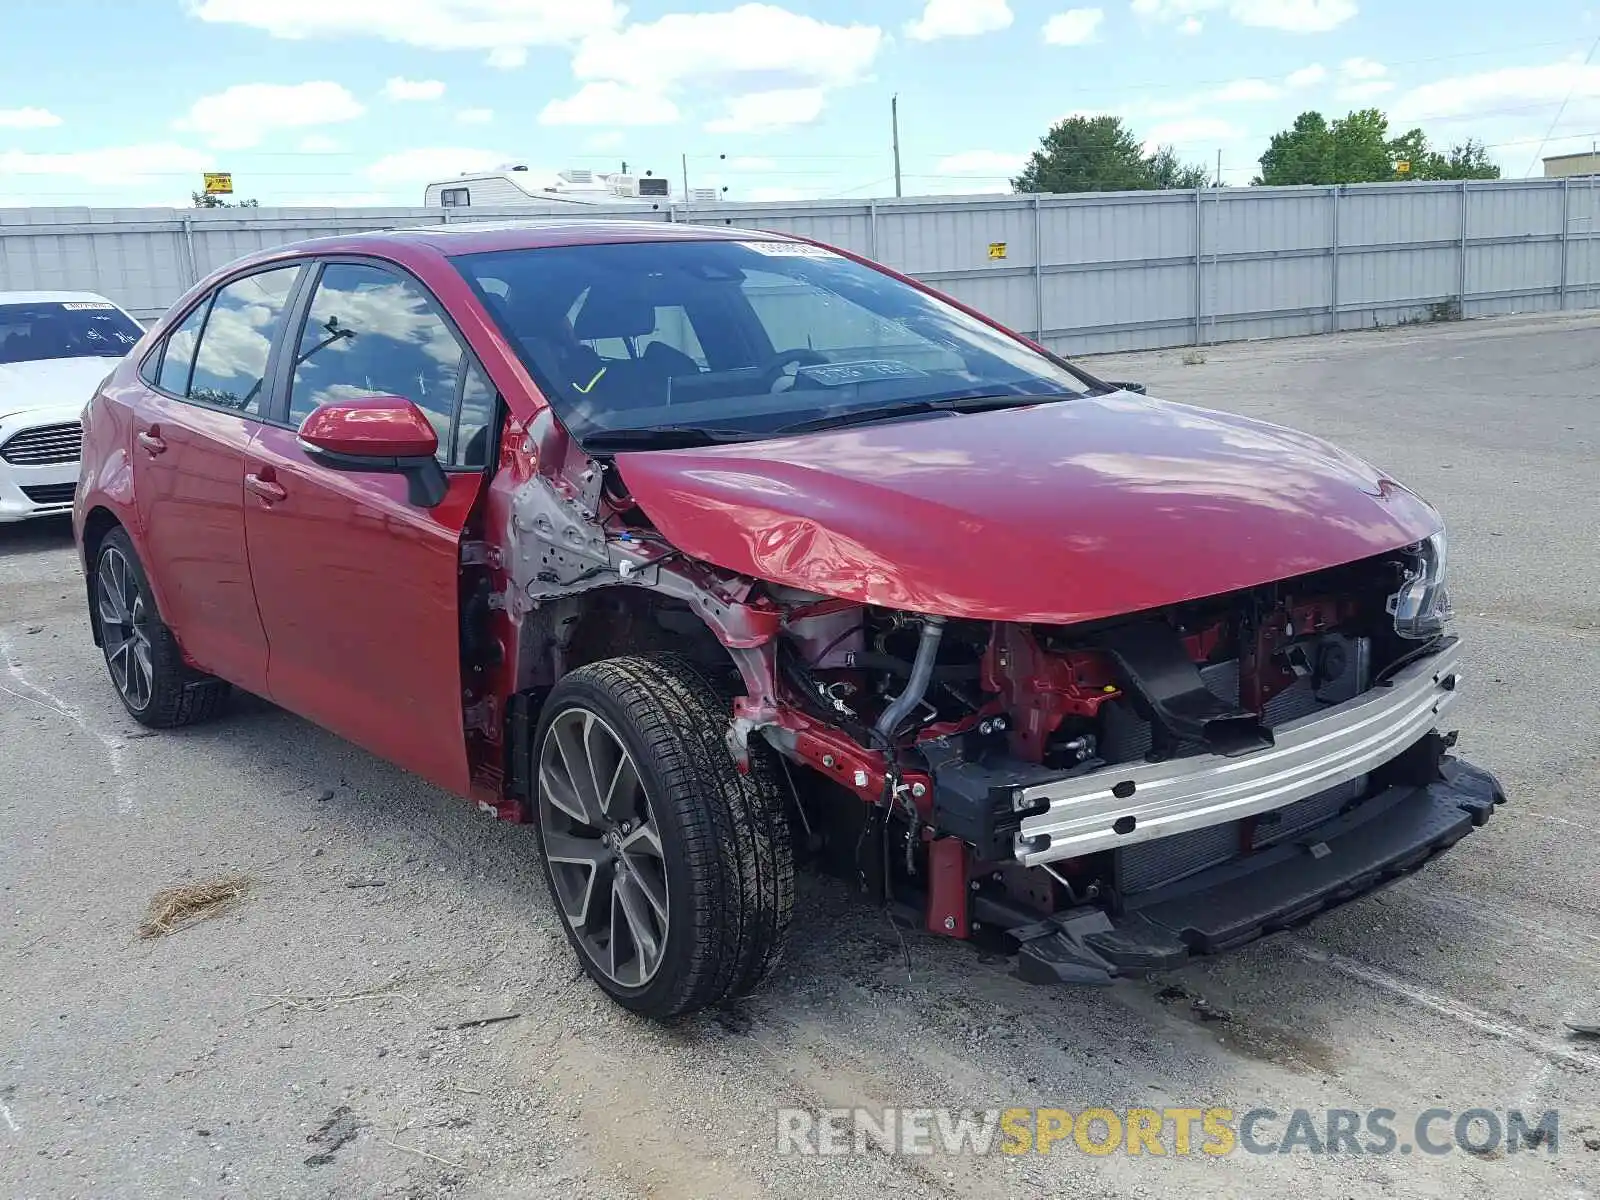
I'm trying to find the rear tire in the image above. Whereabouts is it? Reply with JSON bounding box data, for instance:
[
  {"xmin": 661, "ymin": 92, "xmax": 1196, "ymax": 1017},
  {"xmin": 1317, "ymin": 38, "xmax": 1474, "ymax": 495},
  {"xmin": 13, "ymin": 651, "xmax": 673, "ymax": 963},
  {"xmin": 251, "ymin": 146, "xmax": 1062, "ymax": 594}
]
[
  {"xmin": 532, "ymin": 654, "xmax": 793, "ymax": 1019},
  {"xmin": 93, "ymin": 528, "xmax": 230, "ymax": 728}
]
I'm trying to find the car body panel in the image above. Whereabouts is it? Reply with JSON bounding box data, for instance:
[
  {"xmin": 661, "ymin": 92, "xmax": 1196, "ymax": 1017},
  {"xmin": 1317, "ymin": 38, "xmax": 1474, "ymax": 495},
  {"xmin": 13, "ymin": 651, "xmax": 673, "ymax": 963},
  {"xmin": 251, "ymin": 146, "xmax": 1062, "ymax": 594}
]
[
  {"xmin": 0, "ymin": 341, "xmax": 123, "ymax": 523},
  {"xmin": 2, "ymin": 290, "xmax": 142, "ymax": 523},
  {"xmin": 614, "ymin": 392, "xmax": 1441, "ymax": 624},
  {"xmin": 0, "ymin": 356, "xmax": 116, "ymax": 420},
  {"xmin": 128, "ymin": 389, "xmax": 271, "ymax": 691},
  {"xmin": 243, "ymin": 399, "xmax": 485, "ymax": 796}
]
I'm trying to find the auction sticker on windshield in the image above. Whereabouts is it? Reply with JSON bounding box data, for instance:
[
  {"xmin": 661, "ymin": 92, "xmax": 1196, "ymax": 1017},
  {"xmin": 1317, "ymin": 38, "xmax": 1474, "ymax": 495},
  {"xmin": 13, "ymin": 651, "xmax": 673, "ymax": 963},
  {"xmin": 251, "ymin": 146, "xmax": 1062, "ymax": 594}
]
[
  {"xmin": 61, "ymin": 302, "xmax": 117, "ymax": 310},
  {"xmin": 742, "ymin": 241, "xmax": 840, "ymax": 259}
]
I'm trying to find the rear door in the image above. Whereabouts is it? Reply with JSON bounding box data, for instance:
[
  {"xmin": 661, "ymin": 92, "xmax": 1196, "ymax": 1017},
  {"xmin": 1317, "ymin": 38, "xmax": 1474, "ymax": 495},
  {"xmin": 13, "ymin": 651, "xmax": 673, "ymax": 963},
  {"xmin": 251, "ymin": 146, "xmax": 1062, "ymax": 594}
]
[
  {"xmin": 129, "ymin": 265, "xmax": 304, "ymax": 692},
  {"xmin": 243, "ymin": 258, "xmax": 495, "ymax": 793}
]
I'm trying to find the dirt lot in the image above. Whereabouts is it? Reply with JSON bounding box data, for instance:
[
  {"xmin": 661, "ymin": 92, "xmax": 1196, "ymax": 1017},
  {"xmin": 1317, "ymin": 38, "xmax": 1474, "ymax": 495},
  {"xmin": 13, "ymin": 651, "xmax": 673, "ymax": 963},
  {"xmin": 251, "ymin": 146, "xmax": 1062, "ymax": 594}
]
[{"xmin": 3, "ymin": 312, "xmax": 1597, "ymax": 1199}]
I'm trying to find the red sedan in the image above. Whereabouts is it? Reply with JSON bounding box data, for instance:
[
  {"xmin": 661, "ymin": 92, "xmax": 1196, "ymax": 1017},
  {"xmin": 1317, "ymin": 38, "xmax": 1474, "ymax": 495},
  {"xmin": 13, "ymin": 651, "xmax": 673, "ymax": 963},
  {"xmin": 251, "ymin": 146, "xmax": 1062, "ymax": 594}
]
[{"xmin": 74, "ymin": 221, "xmax": 1501, "ymax": 1017}]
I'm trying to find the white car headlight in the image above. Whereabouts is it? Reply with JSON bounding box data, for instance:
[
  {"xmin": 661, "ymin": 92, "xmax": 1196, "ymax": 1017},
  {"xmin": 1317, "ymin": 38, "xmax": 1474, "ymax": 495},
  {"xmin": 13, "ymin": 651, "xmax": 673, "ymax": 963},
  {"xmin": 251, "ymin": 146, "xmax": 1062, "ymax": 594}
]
[{"xmin": 1388, "ymin": 529, "xmax": 1452, "ymax": 640}]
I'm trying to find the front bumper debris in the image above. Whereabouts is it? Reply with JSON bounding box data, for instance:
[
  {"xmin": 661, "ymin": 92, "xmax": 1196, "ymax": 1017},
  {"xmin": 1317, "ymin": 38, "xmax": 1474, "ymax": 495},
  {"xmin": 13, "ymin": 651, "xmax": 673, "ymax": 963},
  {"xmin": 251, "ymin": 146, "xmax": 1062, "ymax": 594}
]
[
  {"xmin": 1012, "ymin": 639, "xmax": 1463, "ymax": 866},
  {"xmin": 1011, "ymin": 757, "xmax": 1504, "ymax": 985}
]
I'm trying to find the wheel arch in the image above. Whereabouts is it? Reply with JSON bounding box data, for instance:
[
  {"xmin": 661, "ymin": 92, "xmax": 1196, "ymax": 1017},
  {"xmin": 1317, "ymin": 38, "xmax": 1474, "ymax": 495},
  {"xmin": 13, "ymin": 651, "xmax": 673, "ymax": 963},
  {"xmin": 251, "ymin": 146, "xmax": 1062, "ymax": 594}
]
[{"xmin": 80, "ymin": 505, "xmax": 124, "ymax": 646}]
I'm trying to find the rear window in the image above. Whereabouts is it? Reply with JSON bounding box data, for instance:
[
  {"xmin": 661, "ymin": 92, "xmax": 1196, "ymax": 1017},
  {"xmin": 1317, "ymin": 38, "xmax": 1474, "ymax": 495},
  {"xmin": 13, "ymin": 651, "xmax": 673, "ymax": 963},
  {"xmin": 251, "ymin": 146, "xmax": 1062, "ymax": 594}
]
[{"xmin": 0, "ymin": 301, "xmax": 142, "ymax": 365}]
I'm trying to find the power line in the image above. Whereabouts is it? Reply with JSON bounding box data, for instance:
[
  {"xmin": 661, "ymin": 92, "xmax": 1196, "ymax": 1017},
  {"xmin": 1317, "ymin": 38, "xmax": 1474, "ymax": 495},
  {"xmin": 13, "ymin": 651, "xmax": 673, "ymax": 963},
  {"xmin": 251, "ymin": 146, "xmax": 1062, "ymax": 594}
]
[{"xmin": 1524, "ymin": 33, "xmax": 1600, "ymax": 174}]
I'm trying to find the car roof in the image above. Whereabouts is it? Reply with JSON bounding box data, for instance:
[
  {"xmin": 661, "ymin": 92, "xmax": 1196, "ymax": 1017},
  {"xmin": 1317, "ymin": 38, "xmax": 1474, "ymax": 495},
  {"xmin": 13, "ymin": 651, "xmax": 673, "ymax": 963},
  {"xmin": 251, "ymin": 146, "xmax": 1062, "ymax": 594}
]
[
  {"xmin": 0, "ymin": 290, "xmax": 121, "ymax": 305},
  {"xmin": 261, "ymin": 219, "xmax": 799, "ymax": 261}
]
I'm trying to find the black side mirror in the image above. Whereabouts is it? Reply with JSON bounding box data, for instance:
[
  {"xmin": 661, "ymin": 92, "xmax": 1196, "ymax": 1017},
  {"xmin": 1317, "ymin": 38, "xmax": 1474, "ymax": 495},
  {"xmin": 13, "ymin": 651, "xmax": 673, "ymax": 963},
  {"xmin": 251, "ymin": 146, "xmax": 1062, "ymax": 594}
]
[{"xmin": 1106, "ymin": 381, "xmax": 1147, "ymax": 394}]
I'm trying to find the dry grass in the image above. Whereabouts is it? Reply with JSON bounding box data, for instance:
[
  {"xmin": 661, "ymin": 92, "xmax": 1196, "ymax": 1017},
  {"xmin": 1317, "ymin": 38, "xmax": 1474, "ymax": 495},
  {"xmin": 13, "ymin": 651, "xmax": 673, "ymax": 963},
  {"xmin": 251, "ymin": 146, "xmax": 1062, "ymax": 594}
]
[{"xmin": 138, "ymin": 874, "xmax": 251, "ymax": 939}]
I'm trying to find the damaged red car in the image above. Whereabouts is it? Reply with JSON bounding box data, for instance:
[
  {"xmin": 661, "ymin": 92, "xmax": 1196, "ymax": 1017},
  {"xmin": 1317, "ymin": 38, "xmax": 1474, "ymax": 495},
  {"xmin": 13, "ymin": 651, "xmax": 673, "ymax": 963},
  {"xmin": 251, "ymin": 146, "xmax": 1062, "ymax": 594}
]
[{"xmin": 73, "ymin": 221, "xmax": 1503, "ymax": 1017}]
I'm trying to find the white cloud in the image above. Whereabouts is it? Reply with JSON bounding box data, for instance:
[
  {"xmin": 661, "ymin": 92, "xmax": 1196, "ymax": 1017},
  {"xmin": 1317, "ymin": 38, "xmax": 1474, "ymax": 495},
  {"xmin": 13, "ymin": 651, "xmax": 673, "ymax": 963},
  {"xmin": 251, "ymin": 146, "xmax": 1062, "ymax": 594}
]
[
  {"xmin": 364, "ymin": 146, "xmax": 508, "ymax": 185},
  {"xmin": 1393, "ymin": 60, "xmax": 1600, "ymax": 123},
  {"xmin": 1286, "ymin": 63, "xmax": 1328, "ymax": 87},
  {"xmin": 1179, "ymin": 15, "xmax": 1202, "ymax": 33},
  {"xmin": 571, "ymin": 6, "xmax": 882, "ymax": 91},
  {"xmin": 486, "ymin": 45, "xmax": 527, "ymax": 69},
  {"xmin": 586, "ymin": 131, "xmax": 625, "ymax": 150},
  {"xmin": 1043, "ymin": 8, "xmax": 1103, "ymax": 45},
  {"xmin": 540, "ymin": 82, "xmax": 679, "ymax": 127},
  {"xmin": 1144, "ymin": 116, "xmax": 1244, "ymax": 147},
  {"xmin": 189, "ymin": 0, "xmax": 621, "ymax": 53},
  {"xmin": 175, "ymin": 82, "xmax": 365, "ymax": 149},
  {"xmin": 1333, "ymin": 57, "xmax": 1391, "ymax": 101},
  {"xmin": 933, "ymin": 150, "xmax": 1027, "ymax": 176},
  {"xmin": 905, "ymin": 0, "xmax": 1012, "ymax": 41},
  {"xmin": 1213, "ymin": 78, "xmax": 1281, "ymax": 103},
  {"xmin": 706, "ymin": 88, "xmax": 826, "ymax": 133},
  {"xmin": 457, "ymin": 107, "xmax": 495, "ymax": 124},
  {"xmin": 0, "ymin": 143, "xmax": 210, "ymax": 186},
  {"xmin": 298, "ymin": 133, "xmax": 343, "ymax": 152},
  {"xmin": 1338, "ymin": 80, "xmax": 1395, "ymax": 102},
  {"xmin": 383, "ymin": 77, "xmax": 445, "ymax": 101},
  {"xmin": 0, "ymin": 107, "xmax": 62, "ymax": 129},
  {"xmin": 1229, "ymin": 0, "xmax": 1356, "ymax": 32},
  {"xmin": 1340, "ymin": 56, "xmax": 1387, "ymax": 81},
  {"xmin": 1132, "ymin": 0, "xmax": 1355, "ymax": 34}
]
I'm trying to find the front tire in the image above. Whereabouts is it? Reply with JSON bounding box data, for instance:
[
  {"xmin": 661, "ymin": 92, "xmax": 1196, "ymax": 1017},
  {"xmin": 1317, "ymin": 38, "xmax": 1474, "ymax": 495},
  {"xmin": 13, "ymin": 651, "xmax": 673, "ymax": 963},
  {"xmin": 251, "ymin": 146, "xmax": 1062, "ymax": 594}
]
[
  {"xmin": 533, "ymin": 655, "xmax": 793, "ymax": 1019},
  {"xmin": 93, "ymin": 528, "xmax": 230, "ymax": 728}
]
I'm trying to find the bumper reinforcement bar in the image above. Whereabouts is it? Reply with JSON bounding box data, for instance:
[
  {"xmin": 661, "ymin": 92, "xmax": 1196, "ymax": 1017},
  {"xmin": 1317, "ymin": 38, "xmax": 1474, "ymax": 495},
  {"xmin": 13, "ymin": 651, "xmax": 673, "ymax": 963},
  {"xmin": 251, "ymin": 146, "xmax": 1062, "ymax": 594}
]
[
  {"xmin": 1013, "ymin": 640, "xmax": 1463, "ymax": 866},
  {"xmin": 1012, "ymin": 758, "xmax": 1504, "ymax": 985}
]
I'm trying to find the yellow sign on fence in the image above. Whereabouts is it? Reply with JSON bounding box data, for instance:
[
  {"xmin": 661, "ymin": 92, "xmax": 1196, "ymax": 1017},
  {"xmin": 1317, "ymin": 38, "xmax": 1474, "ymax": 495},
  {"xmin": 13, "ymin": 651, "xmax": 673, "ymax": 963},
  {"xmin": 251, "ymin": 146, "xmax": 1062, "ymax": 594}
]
[
  {"xmin": 988, "ymin": 242, "xmax": 1008, "ymax": 260},
  {"xmin": 203, "ymin": 172, "xmax": 234, "ymax": 195}
]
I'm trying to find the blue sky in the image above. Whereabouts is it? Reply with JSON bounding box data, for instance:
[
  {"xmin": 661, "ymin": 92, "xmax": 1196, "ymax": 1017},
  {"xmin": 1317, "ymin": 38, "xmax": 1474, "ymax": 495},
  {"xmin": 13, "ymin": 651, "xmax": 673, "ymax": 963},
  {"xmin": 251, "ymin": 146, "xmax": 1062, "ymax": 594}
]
[{"xmin": 2, "ymin": 1, "xmax": 1599, "ymax": 208}]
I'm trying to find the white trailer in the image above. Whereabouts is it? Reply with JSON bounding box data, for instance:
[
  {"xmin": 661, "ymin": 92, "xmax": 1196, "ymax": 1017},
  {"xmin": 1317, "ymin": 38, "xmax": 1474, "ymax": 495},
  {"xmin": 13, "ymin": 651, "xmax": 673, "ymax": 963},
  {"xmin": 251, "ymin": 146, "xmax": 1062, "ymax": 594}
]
[{"xmin": 423, "ymin": 166, "xmax": 687, "ymax": 211}]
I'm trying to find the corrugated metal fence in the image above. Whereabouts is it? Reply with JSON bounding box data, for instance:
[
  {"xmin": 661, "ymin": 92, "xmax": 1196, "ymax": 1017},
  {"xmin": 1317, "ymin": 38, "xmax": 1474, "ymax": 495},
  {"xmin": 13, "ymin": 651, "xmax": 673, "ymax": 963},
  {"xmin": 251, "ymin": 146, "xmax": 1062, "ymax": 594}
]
[{"xmin": 4, "ymin": 178, "xmax": 1598, "ymax": 356}]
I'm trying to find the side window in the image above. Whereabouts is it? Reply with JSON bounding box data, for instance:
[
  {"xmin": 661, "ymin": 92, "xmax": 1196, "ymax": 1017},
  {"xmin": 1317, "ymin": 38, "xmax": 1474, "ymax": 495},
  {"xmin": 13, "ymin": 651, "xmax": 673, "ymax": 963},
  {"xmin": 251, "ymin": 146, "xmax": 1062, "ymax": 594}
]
[
  {"xmin": 155, "ymin": 299, "xmax": 210, "ymax": 395},
  {"xmin": 288, "ymin": 262, "xmax": 467, "ymax": 458},
  {"xmin": 187, "ymin": 267, "xmax": 302, "ymax": 414},
  {"xmin": 138, "ymin": 345, "xmax": 163, "ymax": 388},
  {"xmin": 453, "ymin": 363, "xmax": 496, "ymax": 468},
  {"xmin": 441, "ymin": 187, "xmax": 470, "ymax": 208}
]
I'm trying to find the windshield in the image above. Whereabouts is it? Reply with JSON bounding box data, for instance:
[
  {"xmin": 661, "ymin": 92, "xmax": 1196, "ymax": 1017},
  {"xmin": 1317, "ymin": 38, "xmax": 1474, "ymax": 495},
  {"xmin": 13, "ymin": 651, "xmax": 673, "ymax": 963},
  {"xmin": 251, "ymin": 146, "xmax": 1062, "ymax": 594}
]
[
  {"xmin": 0, "ymin": 301, "xmax": 142, "ymax": 365},
  {"xmin": 453, "ymin": 239, "xmax": 1100, "ymax": 447}
]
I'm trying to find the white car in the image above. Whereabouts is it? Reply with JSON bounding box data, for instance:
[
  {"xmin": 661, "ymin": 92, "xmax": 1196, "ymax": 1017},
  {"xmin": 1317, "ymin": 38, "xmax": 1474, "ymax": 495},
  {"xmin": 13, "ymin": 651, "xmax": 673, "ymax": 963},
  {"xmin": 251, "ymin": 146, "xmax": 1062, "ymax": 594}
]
[{"xmin": 0, "ymin": 291, "xmax": 143, "ymax": 522}]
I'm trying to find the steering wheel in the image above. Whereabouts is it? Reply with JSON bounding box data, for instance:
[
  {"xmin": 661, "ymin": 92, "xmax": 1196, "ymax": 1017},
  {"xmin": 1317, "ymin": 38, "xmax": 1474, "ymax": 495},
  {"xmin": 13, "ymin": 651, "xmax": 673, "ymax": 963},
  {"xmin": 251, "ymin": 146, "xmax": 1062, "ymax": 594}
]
[{"xmin": 759, "ymin": 347, "xmax": 831, "ymax": 391}]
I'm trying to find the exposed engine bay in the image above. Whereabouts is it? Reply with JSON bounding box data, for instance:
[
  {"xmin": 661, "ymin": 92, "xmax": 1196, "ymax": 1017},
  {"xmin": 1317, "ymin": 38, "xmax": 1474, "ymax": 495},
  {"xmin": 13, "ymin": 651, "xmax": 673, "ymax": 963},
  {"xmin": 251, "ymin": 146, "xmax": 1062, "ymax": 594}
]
[{"xmin": 475, "ymin": 425, "xmax": 1499, "ymax": 985}]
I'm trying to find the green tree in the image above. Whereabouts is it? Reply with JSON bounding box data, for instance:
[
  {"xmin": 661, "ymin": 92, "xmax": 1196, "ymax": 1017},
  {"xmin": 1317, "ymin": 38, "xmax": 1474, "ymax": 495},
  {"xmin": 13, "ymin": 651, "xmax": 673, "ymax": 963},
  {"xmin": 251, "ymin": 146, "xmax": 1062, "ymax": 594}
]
[
  {"xmin": 1256, "ymin": 110, "xmax": 1501, "ymax": 185},
  {"xmin": 1012, "ymin": 115, "xmax": 1212, "ymax": 193},
  {"xmin": 1391, "ymin": 134, "xmax": 1501, "ymax": 181},
  {"xmin": 191, "ymin": 191, "xmax": 260, "ymax": 208},
  {"xmin": 1147, "ymin": 145, "xmax": 1213, "ymax": 189}
]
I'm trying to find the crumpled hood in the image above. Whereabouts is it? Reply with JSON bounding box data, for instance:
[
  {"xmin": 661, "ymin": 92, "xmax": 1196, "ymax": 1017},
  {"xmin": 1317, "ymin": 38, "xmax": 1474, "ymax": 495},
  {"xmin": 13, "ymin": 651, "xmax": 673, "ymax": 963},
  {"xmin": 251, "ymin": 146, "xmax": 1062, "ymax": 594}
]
[
  {"xmin": 614, "ymin": 392, "xmax": 1441, "ymax": 625},
  {"xmin": 0, "ymin": 357, "xmax": 111, "ymax": 421}
]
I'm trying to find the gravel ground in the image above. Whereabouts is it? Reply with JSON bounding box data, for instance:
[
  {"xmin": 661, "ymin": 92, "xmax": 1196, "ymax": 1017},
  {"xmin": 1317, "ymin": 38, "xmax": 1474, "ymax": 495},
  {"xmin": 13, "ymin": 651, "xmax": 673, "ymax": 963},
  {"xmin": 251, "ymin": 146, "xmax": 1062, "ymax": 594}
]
[{"xmin": 3, "ymin": 311, "xmax": 1598, "ymax": 1199}]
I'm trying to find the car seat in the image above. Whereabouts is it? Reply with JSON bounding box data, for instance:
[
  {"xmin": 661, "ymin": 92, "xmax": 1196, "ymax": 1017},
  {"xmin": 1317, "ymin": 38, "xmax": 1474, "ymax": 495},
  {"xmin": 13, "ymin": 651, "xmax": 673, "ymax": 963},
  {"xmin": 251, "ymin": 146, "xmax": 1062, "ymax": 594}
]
[{"xmin": 571, "ymin": 292, "xmax": 700, "ymax": 409}]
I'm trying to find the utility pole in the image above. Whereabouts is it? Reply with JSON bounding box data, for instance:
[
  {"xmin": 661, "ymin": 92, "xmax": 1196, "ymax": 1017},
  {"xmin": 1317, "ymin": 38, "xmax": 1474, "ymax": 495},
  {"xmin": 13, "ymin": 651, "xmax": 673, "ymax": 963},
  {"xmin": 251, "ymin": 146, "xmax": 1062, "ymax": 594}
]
[
  {"xmin": 1215, "ymin": 149, "xmax": 1222, "ymax": 187},
  {"xmin": 681, "ymin": 153, "xmax": 690, "ymax": 206},
  {"xmin": 892, "ymin": 94, "xmax": 903, "ymax": 198}
]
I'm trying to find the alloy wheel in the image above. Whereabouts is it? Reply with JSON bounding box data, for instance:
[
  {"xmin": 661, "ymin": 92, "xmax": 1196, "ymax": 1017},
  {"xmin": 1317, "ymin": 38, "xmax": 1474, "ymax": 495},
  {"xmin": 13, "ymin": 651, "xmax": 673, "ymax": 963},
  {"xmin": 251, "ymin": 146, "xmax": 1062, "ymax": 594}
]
[
  {"xmin": 537, "ymin": 707, "xmax": 671, "ymax": 987},
  {"xmin": 97, "ymin": 546, "xmax": 155, "ymax": 712}
]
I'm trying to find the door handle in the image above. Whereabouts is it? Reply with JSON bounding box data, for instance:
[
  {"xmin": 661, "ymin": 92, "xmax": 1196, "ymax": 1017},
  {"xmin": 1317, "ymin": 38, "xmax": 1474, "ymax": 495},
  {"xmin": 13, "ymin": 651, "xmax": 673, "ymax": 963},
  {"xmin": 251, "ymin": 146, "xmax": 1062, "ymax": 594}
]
[
  {"xmin": 137, "ymin": 429, "xmax": 166, "ymax": 456},
  {"xmin": 244, "ymin": 472, "xmax": 287, "ymax": 504}
]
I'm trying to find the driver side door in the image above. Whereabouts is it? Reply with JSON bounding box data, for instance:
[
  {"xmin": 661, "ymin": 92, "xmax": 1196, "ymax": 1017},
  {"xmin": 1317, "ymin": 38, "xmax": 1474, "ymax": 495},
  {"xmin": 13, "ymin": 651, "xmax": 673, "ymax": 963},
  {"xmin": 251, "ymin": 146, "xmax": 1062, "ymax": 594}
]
[{"xmin": 242, "ymin": 258, "xmax": 497, "ymax": 794}]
